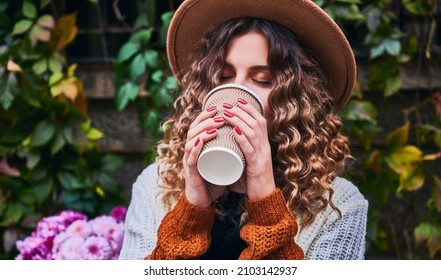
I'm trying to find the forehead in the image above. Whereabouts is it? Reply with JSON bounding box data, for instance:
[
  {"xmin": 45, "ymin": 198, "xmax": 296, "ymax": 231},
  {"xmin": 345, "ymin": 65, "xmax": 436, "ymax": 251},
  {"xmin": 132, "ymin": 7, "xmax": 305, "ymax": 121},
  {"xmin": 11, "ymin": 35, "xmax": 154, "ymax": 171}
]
[{"xmin": 225, "ymin": 32, "xmax": 269, "ymax": 64}]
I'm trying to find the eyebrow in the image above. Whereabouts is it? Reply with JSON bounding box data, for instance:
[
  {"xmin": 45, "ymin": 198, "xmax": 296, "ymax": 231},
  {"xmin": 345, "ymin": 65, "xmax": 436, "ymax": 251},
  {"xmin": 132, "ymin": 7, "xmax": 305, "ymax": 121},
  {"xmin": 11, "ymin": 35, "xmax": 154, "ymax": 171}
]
[{"xmin": 224, "ymin": 62, "xmax": 270, "ymax": 71}]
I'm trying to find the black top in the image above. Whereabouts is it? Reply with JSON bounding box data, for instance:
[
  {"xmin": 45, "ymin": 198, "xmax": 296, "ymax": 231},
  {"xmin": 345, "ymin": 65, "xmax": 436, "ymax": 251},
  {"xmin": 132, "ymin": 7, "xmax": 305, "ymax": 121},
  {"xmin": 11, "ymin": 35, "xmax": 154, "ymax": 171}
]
[{"xmin": 201, "ymin": 191, "xmax": 247, "ymax": 260}]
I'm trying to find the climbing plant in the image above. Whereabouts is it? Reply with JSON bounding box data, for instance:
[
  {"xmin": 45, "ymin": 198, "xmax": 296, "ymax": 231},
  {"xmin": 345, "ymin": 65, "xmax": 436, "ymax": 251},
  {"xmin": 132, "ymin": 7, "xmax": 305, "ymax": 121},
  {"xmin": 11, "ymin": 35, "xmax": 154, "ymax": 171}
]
[{"xmin": 0, "ymin": 0, "xmax": 124, "ymax": 259}]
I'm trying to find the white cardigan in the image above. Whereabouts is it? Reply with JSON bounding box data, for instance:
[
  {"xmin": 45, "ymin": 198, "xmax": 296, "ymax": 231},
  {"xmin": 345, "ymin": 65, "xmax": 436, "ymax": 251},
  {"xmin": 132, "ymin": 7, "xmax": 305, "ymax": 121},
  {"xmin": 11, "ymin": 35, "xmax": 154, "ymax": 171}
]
[{"xmin": 119, "ymin": 164, "xmax": 369, "ymax": 260}]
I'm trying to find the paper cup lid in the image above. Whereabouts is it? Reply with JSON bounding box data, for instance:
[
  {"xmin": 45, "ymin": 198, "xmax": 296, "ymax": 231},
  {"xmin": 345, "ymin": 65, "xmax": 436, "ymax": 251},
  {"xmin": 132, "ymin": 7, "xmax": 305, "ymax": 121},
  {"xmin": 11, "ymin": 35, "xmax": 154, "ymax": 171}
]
[{"xmin": 197, "ymin": 147, "xmax": 244, "ymax": 186}]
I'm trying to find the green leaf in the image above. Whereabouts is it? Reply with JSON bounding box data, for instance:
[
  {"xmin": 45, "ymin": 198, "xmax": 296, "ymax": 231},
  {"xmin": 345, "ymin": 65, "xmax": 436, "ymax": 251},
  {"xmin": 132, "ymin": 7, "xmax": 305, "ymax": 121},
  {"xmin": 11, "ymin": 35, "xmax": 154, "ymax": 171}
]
[
  {"xmin": 30, "ymin": 120, "xmax": 56, "ymax": 147},
  {"xmin": 366, "ymin": 7, "xmax": 381, "ymax": 32},
  {"xmin": 62, "ymin": 126, "xmax": 74, "ymax": 144},
  {"xmin": 370, "ymin": 44, "xmax": 384, "ymax": 59},
  {"xmin": 384, "ymin": 39, "xmax": 401, "ymax": 56},
  {"xmin": 144, "ymin": 50, "xmax": 159, "ymax": 68},
  {"xmin": 23, "ymin": 1, "xmax": 37, "ymax": 19},
  {"xmin": 51, "ymin": 131, "xmax": 66, "ymax": 155},
  {"xmin": 385, "ymin": 145, "xmax": 423, "ymax": 173},
  {"xmin": 18, "ymin": 190, "xmax": 36, "ymax": 205},
  {"xmin": 33, "ymin": 178, "xmax": 53, "ymax": 204},
  {"xmin": 0, "ymin": 130, "xmax": 26, "ymax": 144},
  {"xmin": 57, "ymin": 171, "xmax": 84, "ymax": 190},
  {"xmin": 101, "ymin": 154, "xmax": 124, "ymax": 171},
  {"xmin": 6, "ymin": 202, "xmax": 24, "ymax": 223},
  {"xmin": 32, "ymin": 59, "xmax": 47, "ymax": 75},
  {"xmin": 86, "ymin": 128, "xmax": 104, "ymax": 141},
  {"xmin": 414, "ymin": 222, "xmax": 441, "ymax": 257},
  {"xmin": 48, "ymin": 55, "xmax": 63, "ymax": 72},
  {"xmin": 402, "ymin": 0, "xmax": 430, "ymax": 15},
  {"xmin": 129, "ymin": 28, "xmax": 153, "ymax": 45},
  {"xmin": 116, "ymin": 42, "xmax": 140, "ymax": 62},
  {"xmin": 115, "ymin": 82, "xmax": 139, "ymax": 111},
  {"xmin": 384, "ymin": 75, "xmax": 402, "ymax": 98},
  {"xmin": 98, "ymin": 173, "xmax": 118, "ymax": 192},
  {"xmin": 385, "ymin": 122, "xmax": 409, "ymax": 150},
  {"xmin": 1, "ymin": 73, "xmax": 19, "ymax": 110},
  {"xmin": 40, "ymin": 0, "xmax": 51, "ymax": 9},
  {"xmin": 151, "ymin": 70, "xmax": 163, "ymax": 83},
  {"xmin": 398, "ymin": 163, "xmax": 425, "ymax": 192},
  {"xmin": 130, "ymin": 53, "xmax": 146, "ymax": 80},
  {"xmin": 161, "ymin": 11, "xmax": 174, "ymax": 27},
  {"xmin": 26, "ymin": 151, "xmax": 41, "ymax": 169},
  {"xmin": 37, "ymin": 14, "xmax": 55, "ymax": 29},
  {"xmin": 341, "ymin": 100, "xmax": 378, "ymax": 122},
  {"xmin": 164, "ymin": 76, "xmax": 178, "ymax": 90},
  {"xmin": 145, "ymin": 109, "xmax": 160, "ymax": 134},
  {"xmin": 49, "ymin": 72, "xmax": 63, "ymax": 85},
  {"xmin": 12, "ymin": 19, "xmax": 33, "ymax": 35}
]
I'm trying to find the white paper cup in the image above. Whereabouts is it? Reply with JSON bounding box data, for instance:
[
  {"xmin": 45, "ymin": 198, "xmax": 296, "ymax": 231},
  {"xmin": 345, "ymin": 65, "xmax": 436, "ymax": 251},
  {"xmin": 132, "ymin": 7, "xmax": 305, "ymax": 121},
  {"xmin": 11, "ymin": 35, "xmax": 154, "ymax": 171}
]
[{"xmin": 197, "ymin": 84, "xmax": 264, "ymax": 186}]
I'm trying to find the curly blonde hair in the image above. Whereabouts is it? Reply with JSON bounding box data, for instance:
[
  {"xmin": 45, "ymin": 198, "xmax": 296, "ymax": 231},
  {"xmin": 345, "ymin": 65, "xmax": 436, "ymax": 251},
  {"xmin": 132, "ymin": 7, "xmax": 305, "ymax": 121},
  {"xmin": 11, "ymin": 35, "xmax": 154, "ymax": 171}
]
[{"xmin": 156, "ymin": 18, "xmax": 351, "ymax": 228}]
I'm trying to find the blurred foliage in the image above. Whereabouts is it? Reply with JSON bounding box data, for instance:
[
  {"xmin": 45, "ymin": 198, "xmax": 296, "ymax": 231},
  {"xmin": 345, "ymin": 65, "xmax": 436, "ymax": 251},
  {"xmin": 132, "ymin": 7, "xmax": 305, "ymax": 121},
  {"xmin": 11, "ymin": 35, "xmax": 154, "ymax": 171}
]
[
  {"xmin": 0, "ymin": 0, "xmax": 440, "ymax": 260},
  {"xmin": 0, "ymin": 0, "xmax": 124, "ymax": 259},
  {"xmin": 324, "ymin": 0, "xmax": 441, "ymax": 259},
  {"xmin": 112, "ymin": 0, "xmax": 177, "ymax": 163}
]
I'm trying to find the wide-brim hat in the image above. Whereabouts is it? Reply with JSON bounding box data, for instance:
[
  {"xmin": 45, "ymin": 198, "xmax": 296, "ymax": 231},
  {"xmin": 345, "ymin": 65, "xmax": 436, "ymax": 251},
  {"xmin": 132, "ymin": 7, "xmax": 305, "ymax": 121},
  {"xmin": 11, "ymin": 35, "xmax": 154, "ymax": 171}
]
[{"xmin": 167, "ymin": 0, "xmax": 356, "ymax": 111}]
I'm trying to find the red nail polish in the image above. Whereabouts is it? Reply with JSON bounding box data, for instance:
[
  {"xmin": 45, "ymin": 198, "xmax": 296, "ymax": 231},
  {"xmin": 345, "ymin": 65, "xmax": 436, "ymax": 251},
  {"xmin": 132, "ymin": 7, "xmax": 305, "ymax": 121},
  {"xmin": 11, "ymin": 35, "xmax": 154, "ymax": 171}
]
[
  {"xmin": 234, "ymin": 127, "xmax": 242, "ymax": 135},
  {"xmin": 206, "ymin": 128, "xmax": 216, "ymax": 134},
  {"xmin": 237, "ymin": 98, "xmax": 248, "ymax": 105},
  {"xmin": 207, "ymin": 106, "xmax": 217, "ymax": 112},
  {"xmin": 223, "ymin": 103, "xmax": 233, "ymax": 109},
  {"xmin": 213, "ymin": 117, "xmax": 224, "ymax": 123},
  {"xmin": 194, "ymin": 138, "xmax": 201, "ymax": 147},
  {"xmin": 224, "ymin": 111, "xmax": 234, "ymax": 118}
]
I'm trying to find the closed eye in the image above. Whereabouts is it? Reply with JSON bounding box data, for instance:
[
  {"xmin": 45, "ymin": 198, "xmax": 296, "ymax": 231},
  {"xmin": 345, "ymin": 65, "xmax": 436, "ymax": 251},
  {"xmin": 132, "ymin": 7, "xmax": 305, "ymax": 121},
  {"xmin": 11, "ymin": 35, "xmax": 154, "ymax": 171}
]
[{"xmin": 253, "ymin": 79, "xmax": 272, "ymax": 86}]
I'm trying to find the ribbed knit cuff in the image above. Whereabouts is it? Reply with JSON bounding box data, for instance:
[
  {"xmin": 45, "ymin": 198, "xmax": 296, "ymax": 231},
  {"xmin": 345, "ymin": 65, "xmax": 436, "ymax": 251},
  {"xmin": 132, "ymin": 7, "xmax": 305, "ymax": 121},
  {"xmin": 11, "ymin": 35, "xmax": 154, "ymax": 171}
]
[
  {"xmin": 245, "ymin": 188, "xmax": 294, "ymax": 226},
  {"xmin": 169, "ymin": 193, "xmax": 216, "ymax": 234}
]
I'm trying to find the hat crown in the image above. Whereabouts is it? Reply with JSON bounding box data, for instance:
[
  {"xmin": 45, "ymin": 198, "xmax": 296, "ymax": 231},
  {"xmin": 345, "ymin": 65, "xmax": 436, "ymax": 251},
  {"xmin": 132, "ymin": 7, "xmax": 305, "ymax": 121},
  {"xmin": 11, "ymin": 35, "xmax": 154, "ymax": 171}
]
[{"xmin": 167, "ymin": 0, "xmax": 356, "ymax": 111}]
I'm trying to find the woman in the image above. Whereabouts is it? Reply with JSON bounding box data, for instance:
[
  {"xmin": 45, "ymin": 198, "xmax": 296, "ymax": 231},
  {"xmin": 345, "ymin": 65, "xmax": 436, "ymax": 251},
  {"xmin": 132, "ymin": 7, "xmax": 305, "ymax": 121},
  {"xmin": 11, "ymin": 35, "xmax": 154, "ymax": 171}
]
[{"xmin": 119, "ymin": 0, "xmax": 368, "ymax": 260}]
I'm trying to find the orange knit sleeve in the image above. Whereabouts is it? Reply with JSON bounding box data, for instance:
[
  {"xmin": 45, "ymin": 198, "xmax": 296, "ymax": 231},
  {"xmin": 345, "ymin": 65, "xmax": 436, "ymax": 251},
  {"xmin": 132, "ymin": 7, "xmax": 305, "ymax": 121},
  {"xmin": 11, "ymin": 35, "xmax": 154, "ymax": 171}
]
[
  {"xmin": 146, "ymin": 193, "xmax": 215, "ymax": 260},
  {"xmin": 239, "ymin": 188, "xmax": 304, "ymax": 260}
]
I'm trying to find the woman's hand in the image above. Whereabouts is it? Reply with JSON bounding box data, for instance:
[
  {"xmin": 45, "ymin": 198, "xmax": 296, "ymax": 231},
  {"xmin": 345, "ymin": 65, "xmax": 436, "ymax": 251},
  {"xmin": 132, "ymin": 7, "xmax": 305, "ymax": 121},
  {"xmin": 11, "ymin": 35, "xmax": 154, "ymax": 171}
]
[
  {"xmin": 183, "ymin": 106, "xmax": 227, "ymax": 207},
  {"xmin": 222, "ymin": 100, "xmax": 276, "ymax": 200}
]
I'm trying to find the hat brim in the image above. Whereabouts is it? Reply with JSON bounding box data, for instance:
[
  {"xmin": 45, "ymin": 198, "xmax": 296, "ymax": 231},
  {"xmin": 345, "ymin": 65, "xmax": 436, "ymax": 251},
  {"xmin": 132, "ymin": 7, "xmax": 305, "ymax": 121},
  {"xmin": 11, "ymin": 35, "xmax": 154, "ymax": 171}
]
[{"xmin": 167, "ymin": 0, "xmax": 356, "ymax": 111}]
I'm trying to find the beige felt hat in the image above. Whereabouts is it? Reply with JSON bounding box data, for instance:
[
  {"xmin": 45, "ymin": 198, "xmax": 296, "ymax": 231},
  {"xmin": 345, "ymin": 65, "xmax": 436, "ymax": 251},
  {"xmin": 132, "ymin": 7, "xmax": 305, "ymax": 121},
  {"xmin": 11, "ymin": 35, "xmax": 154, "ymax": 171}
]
[{"xmin": 167, "ymin": 0, "xmax": 356, "ymax": 111}]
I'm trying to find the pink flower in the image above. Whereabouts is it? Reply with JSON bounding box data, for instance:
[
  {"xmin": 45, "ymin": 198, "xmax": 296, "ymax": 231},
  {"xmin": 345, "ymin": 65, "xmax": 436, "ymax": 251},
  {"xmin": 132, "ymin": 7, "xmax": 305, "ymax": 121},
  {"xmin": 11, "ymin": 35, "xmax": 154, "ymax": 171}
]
[
  {"xmin": 84, "ymin": 236, "xmax": 112, "ymax": 260},
  {"xmin": 110, "ymin": 206, "xmax": 127, "ymax": 222},
  {"xmin": 66, "ymin": 220, "xmax": 92, "ymax": 237},
  {"xmin": 15, "ymin": 207, "xmax": 125, "ymax": 260},
  {"xmin": 53, "ymin": 236, "xmax": 86, "ymax": 260}
]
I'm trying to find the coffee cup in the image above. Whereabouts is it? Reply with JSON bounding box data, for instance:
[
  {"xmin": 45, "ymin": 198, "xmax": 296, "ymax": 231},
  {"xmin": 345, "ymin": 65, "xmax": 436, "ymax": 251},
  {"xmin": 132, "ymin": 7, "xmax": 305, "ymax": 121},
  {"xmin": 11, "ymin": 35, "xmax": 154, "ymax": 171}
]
[{"xmin": 197, "ymin": 84, "xmax": 264, "ymax": 186}]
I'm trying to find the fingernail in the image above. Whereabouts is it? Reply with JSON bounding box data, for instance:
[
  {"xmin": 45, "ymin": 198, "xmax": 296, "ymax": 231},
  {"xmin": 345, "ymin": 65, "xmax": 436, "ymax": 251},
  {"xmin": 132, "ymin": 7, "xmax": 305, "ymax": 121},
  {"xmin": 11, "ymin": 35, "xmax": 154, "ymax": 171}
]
[
  {"xmin": 234, "ymin": 127, "xmax": 242, "ymax": 135},
  {"xmin": 223, "ymin": 103, "xmax": 233, "ymax": 109},
  {"xmin": 206, "ymin": 128, "xmax": 217, "ymax": 134},
  {"xmin": 224, "ymin": 111, "xmax": 234, "ymax": 118},
  {"xmin": 213, "ymin": 117, "xmax": 224, "ymax": 123},
  {"xmin": 194, "ymin": 138, "xmax": 201, "ymax": 147},
  {"xmin": 207, "ymin": 106, "xmax": 217, "ymax": 112},
  {"xmin": 237, "ymin": 98, "xmax": 248, "ymax": 105}
]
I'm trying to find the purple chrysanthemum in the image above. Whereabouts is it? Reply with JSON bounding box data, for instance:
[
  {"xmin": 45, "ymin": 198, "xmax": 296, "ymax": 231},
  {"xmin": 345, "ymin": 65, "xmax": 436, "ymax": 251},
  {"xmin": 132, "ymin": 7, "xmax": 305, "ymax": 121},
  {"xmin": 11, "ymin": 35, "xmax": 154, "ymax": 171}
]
[{"xmin": 84, "ymin": 236, "xmax": 112, "ymax": 260}]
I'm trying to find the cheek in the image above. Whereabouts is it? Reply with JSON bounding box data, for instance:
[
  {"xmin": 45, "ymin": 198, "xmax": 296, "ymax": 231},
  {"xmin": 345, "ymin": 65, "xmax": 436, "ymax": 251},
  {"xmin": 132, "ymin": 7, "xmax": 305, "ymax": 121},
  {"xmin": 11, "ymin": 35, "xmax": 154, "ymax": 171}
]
[{"xmin": 256, "ymin": 90, "xmax": 271, "ymax": 116}]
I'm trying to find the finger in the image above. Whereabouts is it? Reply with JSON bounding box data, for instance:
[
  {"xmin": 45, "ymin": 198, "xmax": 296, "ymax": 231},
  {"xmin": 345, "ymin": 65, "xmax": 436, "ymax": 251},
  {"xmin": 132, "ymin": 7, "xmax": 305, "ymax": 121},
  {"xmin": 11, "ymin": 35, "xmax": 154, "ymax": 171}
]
[
  {"xmin": 223, "ymin": 102, "xmax": 267, "ymax": 134},
  {"xmin": 189, "ymin": 105, "xmax": 218, "ymax": 129},
  {"xmin": 222, "ymin": 108, "xmax": 263, "ymax": 151},
  {"xmin": 232, "ymin": 126, "xmax": 257, "ymax": 163},
  {"xmin": 187, "ymin": 116, "xmax": 225, "ymax": 141},
  {"xmin": 184, "ymin": 128, "xmax": 220, "ymax": 162}
]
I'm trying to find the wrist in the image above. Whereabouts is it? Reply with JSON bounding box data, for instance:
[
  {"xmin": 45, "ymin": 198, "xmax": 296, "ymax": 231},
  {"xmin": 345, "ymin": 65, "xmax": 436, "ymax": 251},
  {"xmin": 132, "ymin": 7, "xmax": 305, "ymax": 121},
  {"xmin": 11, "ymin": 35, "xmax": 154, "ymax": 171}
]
[
  {"xmin": 185, "ymin": 188, "xmax": 212, "ymax": 208},
  {"xmin": 246, "ymin": 176, "xmax": 276, "ymax": 200}
]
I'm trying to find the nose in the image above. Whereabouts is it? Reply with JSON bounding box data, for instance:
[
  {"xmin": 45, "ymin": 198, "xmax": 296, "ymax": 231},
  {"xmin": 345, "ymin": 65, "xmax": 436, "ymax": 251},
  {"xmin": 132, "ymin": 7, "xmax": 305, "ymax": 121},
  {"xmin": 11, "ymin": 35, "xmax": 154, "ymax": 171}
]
[{"xmin": 231, "ymin": 71, "xmax": 247, "ymax": 87}]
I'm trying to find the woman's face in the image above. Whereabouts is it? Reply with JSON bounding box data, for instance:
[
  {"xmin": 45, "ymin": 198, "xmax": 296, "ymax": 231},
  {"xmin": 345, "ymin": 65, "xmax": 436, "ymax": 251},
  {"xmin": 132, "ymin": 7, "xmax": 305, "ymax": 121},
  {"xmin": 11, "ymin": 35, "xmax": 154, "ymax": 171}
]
[{"xmin": 220, "ymin": 32, "xmax": 272, "ymax": 114}]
